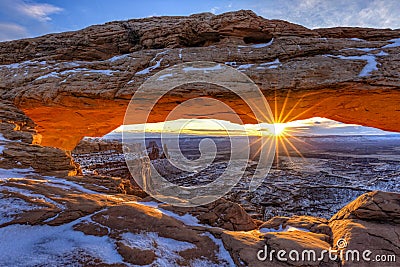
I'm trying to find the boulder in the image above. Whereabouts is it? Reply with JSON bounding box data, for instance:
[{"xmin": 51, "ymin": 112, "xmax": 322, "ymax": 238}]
[
  {"xmin": 329, "ymin": 191, "xmax": 400, "ymax": 266},
  {"xmin": 160, "ymin": 198, "xmax": 257, "ymax": 231},
  {"xmin": 330, "ymin": 190, "xmax": 400, "ymax": 223},
  {"xmin": 260, "ymin": 215, "xmax": 332, "ymax": 238}
]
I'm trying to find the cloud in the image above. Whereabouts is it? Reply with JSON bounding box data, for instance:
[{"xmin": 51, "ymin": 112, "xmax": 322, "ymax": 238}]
[
  {"xmin": 0, "ymin": 23, "xmax": 28, "ymax": 41},
  {"xmin": 255, "ymin": 0, "xmax": 400, "ymax": 29},
  {"xmin": 283, "ymin": 117, "xmax": 397, "ymax": 136},
  {"xmin": 356, "ymin": 0, "xmax": 400, "ymax": 28},
  {"xmin": 210, "ymin": 6, "xmax": 220, "ymax": 14},
  {"xmin": 0, "ymin": 1, "xmax": 63, "ymax": 41},
  {"xmin": 16, "ymin": 2, "xmax": 63, "ymax": 22}
]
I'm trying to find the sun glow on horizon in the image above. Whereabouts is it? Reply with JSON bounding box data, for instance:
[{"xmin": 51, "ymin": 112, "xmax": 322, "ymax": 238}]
[
  {"xmin": 111, "ymin": 116, "xmax": 387, "ymax": 137},
  {"xmin": 272, "ymin": 123, "xmax": 287, "ymax": 136}
]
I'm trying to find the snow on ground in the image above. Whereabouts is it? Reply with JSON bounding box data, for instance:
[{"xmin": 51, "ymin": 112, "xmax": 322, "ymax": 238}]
[
  {"xmin": 121, "ymin": 231, "xmax": 234, "ymax": 267},
  {"xmin": 0, "ymin": 168, "xmax": 36, "ymax": 179},
  {"xmin": 257, "ymin": 59, "xmax": 281, "ymax": 69},
  {"xmin": 157, "ymin": 73, "xmax": 174, "ymax": 81},
  {"xmin": 134, "ymin": 202, "xmax": 236, "ymax": 266},
  {"xmin": 236, "ymin": 63, "xmax": 254, "ymax": 70},
  {"xmin": 0, "ymin": 60, "xmax": 46, "ymax": 70},
  {"xmin": 182, "ymin": 64, "xmax": 223, "ymax": 73},
  {"xmin": 325, "ymin": 52, "xmax": 388, "ymax": 77},
  {"xmin": 61, "ymin": 61, "xmax": 81, "ymax": 68},
  {"xmin": 0, "ymin": 178, "xmax": 128, "ymax": 265},
  {"xmin": 0, "ymin": 220, "xmax": 124, "ymax": 266},
  {"xmin": 375, "ymin": 51, "xmax": 389, "ymax": 56},
  {"xmin": 239, "ymin": 38, "xmax": 274, "ymax": 49},
  {"xmin": 82, "ymin": 69, "xmax": 117, "ymax": 76},
  {"xmin": 0, "ymin": 166, "xmax": 110, "ymax": 197},
  {"xmin": 137, "ymin": 201, "xmax": 202, "ymax": 226},
  {"xmin": 201, "ymin": 232, "xmax": 236, "ymax": 267},
  {"xmin": 121, "ymin": 231, "xmax": 196, "ymax": 265},
  {"xmin": 179, "ymin": 48, "xmax": 183, "ymax": 59},
  {"xmin": 382, "ymin": 38, "xmax": 400, "ymax": 48},
  {"xmin": 34, "ymin": 72, "xmax": 59, "ymax": 80},
  {"xmin": 343, "ymin": 47, "xmax": 376, "ymax": 52},
  {"xmin": 340, "ymin": 55, "xmax": 379, "ymax": 77},
  {"xmin": 324, "ymin": 38, "xmax": 400, "ymax": 77},
  {"xmin": 159, "ymin": 207, "xmax": 201, "ymax": 226},
  {"xmin": 0, "ymin": 181, "xmax": 234, "ymax": 266},
  {"xmin": 0, "ymin": 193, "xmax": 39, "ymax": 225},
  {"xmin": 0, "ymin": 133, "xmax": 5, "ymax": 154},
  {"xmin": 35, "ymin": 68, "xmax": 118, "ymax": 80},
  {"xmin": 225, "ymin": 59, "xmax": 281, "ymax": 71},
  {"xmin": 107, "ymin": 54, "xmax": 130, "ymax": 62},
  {"xmin": 43, "ymin": 175, "xmax": 106, "ymax": 195},
  {"xmin": 136, "ymin": 59, "xmax": 163, "ymax": 75},
  {"xmin": 135, "ymin": 50, "xmax": 170, "ymax": 75},
  {"xmin": 349, "ymin": 38, "xmax": 365, "ymax": 42},
  {"xmin": 0, "ymin": 185, "xmax": 65, "ymax": 209},
  {"xmin": 0, "ymin": 155, "xmax": 238, "ymax": 266}
]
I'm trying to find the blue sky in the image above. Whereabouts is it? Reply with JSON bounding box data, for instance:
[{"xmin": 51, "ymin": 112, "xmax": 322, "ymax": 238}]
[{"xmin": 1, "ymin": 0, "xmax": 400, "ymax": 41}]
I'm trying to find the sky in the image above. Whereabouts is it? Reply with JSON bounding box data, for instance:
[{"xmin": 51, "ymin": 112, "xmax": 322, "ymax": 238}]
[
  {"xmin": 1, "ymin": 0, "xmax": 400, "ymax": 41},
  {"xmin": 112, "ymin": 117, "xmax": 400, "ymax": 137}
]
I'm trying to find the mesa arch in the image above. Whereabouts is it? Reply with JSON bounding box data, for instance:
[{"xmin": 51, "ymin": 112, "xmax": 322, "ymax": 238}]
[
  {"xmin": 20, "ymin": 82, "xmax": 400, "ymax": 151},
  {"xmin": 0, "ymin": 10, "xmax": 398, "ymax": 151}
]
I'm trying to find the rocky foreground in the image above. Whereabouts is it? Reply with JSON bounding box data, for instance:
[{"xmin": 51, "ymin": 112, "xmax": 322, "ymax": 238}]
[{"xmin": 0, "ymin": 165, "xmax": 399, "ymax": 266}]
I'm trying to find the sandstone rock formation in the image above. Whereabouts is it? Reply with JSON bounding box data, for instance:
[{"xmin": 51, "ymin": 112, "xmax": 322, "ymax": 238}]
[
  {"xmin": 159, "ymin": 198, "xmax": 258, "ymax": 231},
  {"xmin": 73, "ymin": 138, "xmax": 122, "ymax": 154},
  {"xmin": 329, "ymin": 191, "xmax": 400, "ymax": 266},
  {"xmin": 0, "ymin": 10, "xmax": 399, "ymax": 266},
  {"xmin": 0, "ymin": 10, "xmax": 316, "ymax": 64},
  {"xmin": 0, "ymin": 10, "xmax": 398, "ymax": 150},
  {"xmin": 1, "ymin": 171, "xmax": 397, "ymax": 266},
  {"xmin": 0, "ymin": 100, "xmax": 79, "ymax": 176}
]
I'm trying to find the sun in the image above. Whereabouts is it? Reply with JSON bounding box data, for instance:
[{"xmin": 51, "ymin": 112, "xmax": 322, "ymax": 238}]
[{"xmin": 273, "ymin": 123, "xmax": 287, "ymax": 136}]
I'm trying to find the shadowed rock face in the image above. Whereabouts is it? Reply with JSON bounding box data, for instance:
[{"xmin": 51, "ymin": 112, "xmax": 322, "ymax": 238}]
[
  {"xmin": 0, "ymin": 10, "xmax": 399, "ymax": 150},
  {"xmin": 0, "ymin": 101, "xmax": 79, "ymax": 176}
]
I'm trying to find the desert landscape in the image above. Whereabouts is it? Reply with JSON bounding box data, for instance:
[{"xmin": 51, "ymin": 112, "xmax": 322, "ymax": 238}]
[
  {"xmin": 73, "ymin": 133, "xmax": 400, "ymax": 220},
  {"xmin": 0, "ymin": 5, "xmax": 399, "ymax": 267}
]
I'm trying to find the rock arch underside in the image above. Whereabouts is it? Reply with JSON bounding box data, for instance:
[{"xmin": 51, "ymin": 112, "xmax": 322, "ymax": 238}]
[{"xmin": 1, "ymin": 11, "xmax": 400, "ymax": 266}]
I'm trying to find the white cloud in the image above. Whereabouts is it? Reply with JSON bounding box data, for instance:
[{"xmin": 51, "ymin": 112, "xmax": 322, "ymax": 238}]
[
  {"xmin": 356, "ymin": 0, "xmax": 399, "ymax": 28},
  {"xmin": 0, "ymin": 23, "xmax": 28, "ymax": 41},
  {"xmin": 0, "ymin": 1, "xmax": 63, "ymax": 41},
  {"xmin": 210, "ymin": 6, "xmax": 220, "ymax": 14},
  {"xmin": 255, "ymin": 0, "xmax": 400, "ymax": 29},
  {"xmin": 16, "ymin": 2, "xmax": 63, "ymax": 22},
  {"xmin": 284, "ymin": 117, "xmax": 397, "ymax": 136}
]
